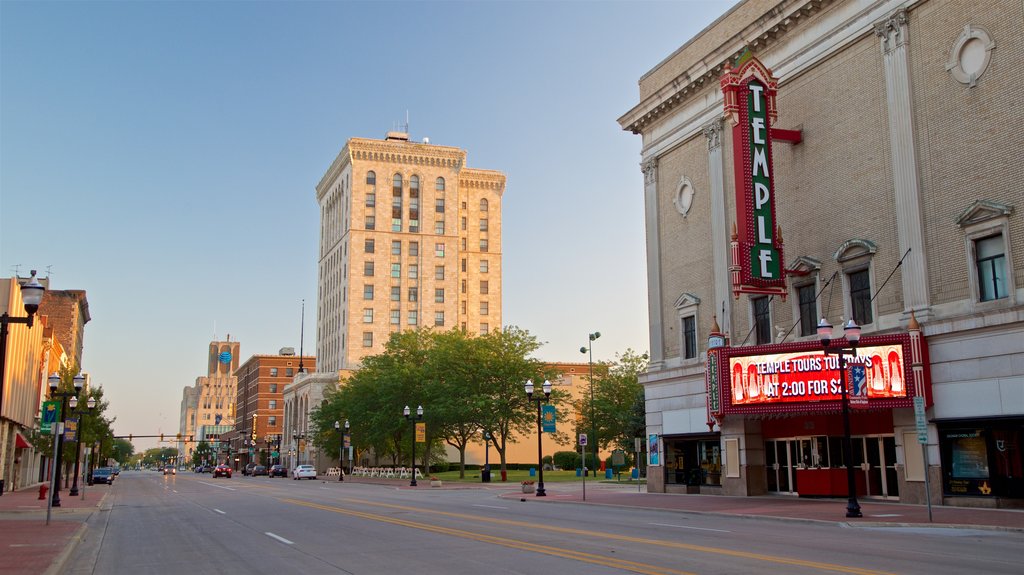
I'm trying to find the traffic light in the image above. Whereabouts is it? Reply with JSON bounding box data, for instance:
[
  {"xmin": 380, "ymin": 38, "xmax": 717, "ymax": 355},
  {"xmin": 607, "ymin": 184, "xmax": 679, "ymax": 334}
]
[
  {"xmin": 176, "ymin": 433, "xmax": 182, "ymax": 441},
  {"xmin": 129, "ymin": 434, "xmax": 133, "ymax": 442},
  {"xmin": 160, "ymin": 434, "xmax": 164, "ymax": 442}
]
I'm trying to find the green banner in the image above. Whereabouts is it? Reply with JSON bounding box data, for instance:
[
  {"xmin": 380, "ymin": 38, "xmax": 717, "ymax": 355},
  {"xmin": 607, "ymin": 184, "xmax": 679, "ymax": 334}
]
[{"xmin": 41, "ymin": 400, "xmax": 60, "ymax": 434}]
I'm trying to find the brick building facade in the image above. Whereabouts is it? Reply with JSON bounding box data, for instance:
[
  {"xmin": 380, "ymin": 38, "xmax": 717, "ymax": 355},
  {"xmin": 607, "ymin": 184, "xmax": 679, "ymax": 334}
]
[{"xmin": 620, "ymin": 0, "xmax": 1022, "ymax": 507}]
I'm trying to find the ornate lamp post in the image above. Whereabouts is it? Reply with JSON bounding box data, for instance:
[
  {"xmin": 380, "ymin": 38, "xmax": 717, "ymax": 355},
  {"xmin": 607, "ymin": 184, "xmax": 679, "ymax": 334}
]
[
  {"xmin": 404, "ymin": 405, "xmax": 422, "ymax": 487},
  {"xmin": 0, "ymin": 271, "xmax": 44, "ymax": 497},
  {"xmin": 525, "ymin": 379, "xmax": 552, "ymax": 497},
  {"xmin": 334, "ymin": 420, "xmax": 349, "ymax": 482},
  {"xmin": 48, "ymin": 373, "xmax": 84, "ymax": 507},
  {"xmin": 67, "ymin": 394, "xmax": 96, "ymax": 497},
  {"xmin": 818, "ymin": 318, "xmax": 863, "ymax": 519},
  {"xmin": 580, "ymin": 331, "xmax": 600, "ymax": 477}
]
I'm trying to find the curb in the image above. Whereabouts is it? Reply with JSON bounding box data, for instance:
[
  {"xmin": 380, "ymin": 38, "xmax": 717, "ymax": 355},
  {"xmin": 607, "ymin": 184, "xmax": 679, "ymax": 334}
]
[
  {"xmin": 42, "ymin": 521, "xmax": 88, "ymax": 575},
  {"xmin": 495, "ymin": 492, "xmax": 1024, "ymax": 534}
]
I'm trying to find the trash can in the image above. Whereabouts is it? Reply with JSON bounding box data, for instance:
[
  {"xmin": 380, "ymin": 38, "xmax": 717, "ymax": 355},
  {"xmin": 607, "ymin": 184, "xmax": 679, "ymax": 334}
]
[
  {"xmin": 605, "ymin": 468, "xmax": 613, "ymax": 479},
  {"xmin": 576, "ymin": 468, "xmax": 582, "ymax": 477},
  {"xmin": 631, "ymin": 468, "xmax": 639, "ymax": 480},
  {"xmin": 482, "ymin": 465, "xmax": 491, "ymax": 483},
  {"xmin": 529, "ymin": 467, "xmax": 536, "ymax": 477}
]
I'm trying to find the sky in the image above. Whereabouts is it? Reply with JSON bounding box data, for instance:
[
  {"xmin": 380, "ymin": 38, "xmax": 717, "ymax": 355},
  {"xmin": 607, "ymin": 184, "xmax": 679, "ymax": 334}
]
[{"xmin": 1, "ymin": 0, "xmax": 735, "ymax": 451}]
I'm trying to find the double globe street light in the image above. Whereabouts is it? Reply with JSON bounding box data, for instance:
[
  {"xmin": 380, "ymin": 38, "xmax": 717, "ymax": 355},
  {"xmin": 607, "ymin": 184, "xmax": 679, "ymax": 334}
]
[
  {"xmin": 525, "ymin": 379, "xmax": 551, "ymax": 497},
  {"xmin": 68, "ymin": 394, "xmax": 97, "ymax": 496},
  {"xmin": 817, "ymin": 317, "xmax": 864, "ymax": 519},
  {"xmin": 48, "ymin": 373, "xmax": 84, "ymax": 507},
  {"xmin": 334, "ymin": 419, "xmax": 349, "ymax": 482},
  {"xmin": 404, "ymin": 405, "xmax": 423, "ymax": 487}
]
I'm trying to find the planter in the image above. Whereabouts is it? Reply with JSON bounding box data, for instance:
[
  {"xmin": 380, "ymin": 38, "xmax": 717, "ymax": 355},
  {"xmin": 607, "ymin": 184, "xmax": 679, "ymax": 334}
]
[
  {"xmin": 430, "ymin": 480, "xmax": 442, "ymax": 488},
  {"xmin": 521, "ymin": 484, "xmax": 535, "ymax": 494}
]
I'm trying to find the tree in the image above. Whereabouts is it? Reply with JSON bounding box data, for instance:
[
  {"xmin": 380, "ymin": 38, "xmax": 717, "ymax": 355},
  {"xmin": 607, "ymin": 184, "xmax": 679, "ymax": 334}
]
[
  {"xmin": 110, "ymin": 439, "xmax": 134, "ymax": 466},
  {"xmin": 476, "ymin": 326, "xmax": 560, "ymax": 477},
  {"xmin": 578, "ymin": 348, "xmax": 649, "ymax": 454},
  {"xmin": 190, "ymin": 441, "xmax": 214, "ymax": 467}
]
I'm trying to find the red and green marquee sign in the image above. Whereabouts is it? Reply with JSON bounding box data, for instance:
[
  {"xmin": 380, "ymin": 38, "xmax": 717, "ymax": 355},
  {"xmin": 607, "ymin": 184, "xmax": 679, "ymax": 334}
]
[{"xmin": 722, "ymin": 53, "xmax": 787, "ymax": 298}]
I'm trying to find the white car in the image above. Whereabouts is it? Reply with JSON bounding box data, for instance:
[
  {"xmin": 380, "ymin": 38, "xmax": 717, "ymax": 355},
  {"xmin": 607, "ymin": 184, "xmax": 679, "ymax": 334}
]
[{"xmin": 292, "ymin": 465, "xmax": 317, "ymax": 480}]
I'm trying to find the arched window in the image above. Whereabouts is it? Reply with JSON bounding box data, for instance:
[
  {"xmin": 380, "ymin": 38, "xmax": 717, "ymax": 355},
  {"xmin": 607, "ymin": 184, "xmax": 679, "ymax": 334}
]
[
  {"xmin": 409, "ymin": 175, "xmax": 420, "ymax": 198},
  {"xmin": 393, "ymin": 173, "xmax": 403, "ymax": 194},
  {"xmin": 480, "ymin": 198, "xmax": 489, "ymax": 212},
  {"xmin": 436, "ymin": 177, "xmax": 445, "ymax": 191},
  {"xmin": 366, "ymin": 171, "xmax": 376, "ymax": 185}
]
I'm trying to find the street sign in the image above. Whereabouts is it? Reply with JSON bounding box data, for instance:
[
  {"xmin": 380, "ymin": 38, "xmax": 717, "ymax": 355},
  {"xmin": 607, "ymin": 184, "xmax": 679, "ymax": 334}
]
[
  {"xmin": 271, "ymin": 451, "xmax": 279, "ymax": 458},
  {"xmin": 579, "ymin": 434, "xmax": 588, "ymax": 446},
  {"xmin": 914, "ymin": 396, "xmax": 928, "ymax": 444}
]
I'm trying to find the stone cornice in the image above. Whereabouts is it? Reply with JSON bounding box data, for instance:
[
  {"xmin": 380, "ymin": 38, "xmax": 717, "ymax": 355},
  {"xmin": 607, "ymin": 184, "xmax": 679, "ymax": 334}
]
[
  {"xmin": 618, "ymin": 0, "xmax": 834, "ymax": 135},
  {"xmin": 317, "ymin": 138, "xmax": 470, "ymax": 199},
  {"xmin": 459, "ymin": 169, "xmax": 506, "ymax": 196}
]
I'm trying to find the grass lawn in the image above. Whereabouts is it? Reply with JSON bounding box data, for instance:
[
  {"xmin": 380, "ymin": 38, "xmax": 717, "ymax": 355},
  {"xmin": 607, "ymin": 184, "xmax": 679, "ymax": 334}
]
[{"xmin": 428, "ymin": 468, "xmax": 644, "ymax": 485}]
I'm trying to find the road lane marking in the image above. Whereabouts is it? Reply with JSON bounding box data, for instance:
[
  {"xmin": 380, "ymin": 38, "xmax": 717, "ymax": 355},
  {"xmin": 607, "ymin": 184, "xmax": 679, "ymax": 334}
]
[
  {"xmin": 282, "ymin": 498, "xmax": 693, "ymax": 575},
  {"xmin": 198, "ymin": 481, "xmax": 236, "ymax": 491},
  {"xmin": 265, "ymin": 532, "xmax": 293, "ymax": 545},
  {"xmin": 214, "ymin": 509, "xmax": 226, "ymax": 514},
  {"xmin": 290, "ymin": 497, "xmax": 895, "ymax": 575},
  {"xmin": 472, "ymin": 504, "xmax": 509, "ymax": 510},
  {"xmin": 649, "ymin": 522, "xmax": 731, "ymax": 533}
]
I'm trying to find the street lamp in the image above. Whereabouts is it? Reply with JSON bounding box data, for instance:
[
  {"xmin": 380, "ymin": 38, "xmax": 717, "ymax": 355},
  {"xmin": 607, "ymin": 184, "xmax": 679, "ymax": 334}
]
[
  {"xmin": 580, "ymin": 331, "xmax": 600, "ymax": 477},
  {"xmin": 0, "ymin": 271, "xmax": 44, "ymax": 496},
  {"xmin": 525, "ymin": 379, "xmax": 551, "ymax": 497},
  {"xmin": 48, "ymin": 373, "xmax": 84, "ymax": 507},
  {"xmin": 818, "ymin": 318, "xmax": 863, "ymax": 519},
  {"xmin": 67, "ymin": 394, "xmax": 96, "ymax": 497},
  {"xmin": 482, "ymin": 431, "xmax": 491, "ymax": 483},
  {"xmin": 404, "ymin": 405, "xmax": 422, "ymax": 487},
  {"xmin": 334, "ymin": 420, "xmax": 349, "ymax": 482}
]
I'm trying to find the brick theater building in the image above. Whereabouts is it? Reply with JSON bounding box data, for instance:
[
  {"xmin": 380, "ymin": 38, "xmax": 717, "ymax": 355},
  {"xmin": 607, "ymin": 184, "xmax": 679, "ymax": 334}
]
[{"xmin": 620, "ymin": 0, "xmax": 1022, "ymax": 508}]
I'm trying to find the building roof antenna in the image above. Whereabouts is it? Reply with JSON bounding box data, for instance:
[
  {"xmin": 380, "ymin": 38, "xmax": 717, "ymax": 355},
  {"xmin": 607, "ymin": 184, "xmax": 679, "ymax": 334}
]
[{"xmin": 298, "ymin": 299, "xmax": 306, "ymax": 373}]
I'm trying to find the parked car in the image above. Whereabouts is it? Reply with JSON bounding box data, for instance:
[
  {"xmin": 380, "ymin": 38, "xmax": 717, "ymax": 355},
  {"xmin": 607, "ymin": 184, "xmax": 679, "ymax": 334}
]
[
  {"xmin": 91, "ymin": 467, "xmax": 114, "ymax": 484},
  {"xmin": 251, "ymin": 465, "xmax": 268, "ymax": 476},
  {"xmin": 112, "ymin": 466, "xmax": 121, "ymax": 476},
  {"xmin": 268, "ymin": 465, "xmax": 288, "ymax": 478},
  {"xmin": 242, "ymin": 463, "xmax": 256, "ymax": 476},
  {"xmin": 213, "ymin": 464, "xmax": 232, "ymax": 478},
  {"xmin": 163, "ymin": 465, "xmax": 176, "ymax": 476},
  {"xmin": 292, "ymin": 464, "xmax": 317, "ymax": 480}
]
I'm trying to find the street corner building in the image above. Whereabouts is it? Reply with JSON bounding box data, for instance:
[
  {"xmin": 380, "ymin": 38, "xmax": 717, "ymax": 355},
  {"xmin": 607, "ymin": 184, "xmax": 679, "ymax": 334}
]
[{"xmin": 619, "ymin": 0, "xmax": 1022, "ymax": 508}]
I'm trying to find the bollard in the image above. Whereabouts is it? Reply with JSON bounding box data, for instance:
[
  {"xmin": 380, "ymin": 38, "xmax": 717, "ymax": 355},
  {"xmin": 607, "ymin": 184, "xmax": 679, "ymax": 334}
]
[{"xmin": 39, "ymin": 483, "xmax": 49, "ymax": 500}]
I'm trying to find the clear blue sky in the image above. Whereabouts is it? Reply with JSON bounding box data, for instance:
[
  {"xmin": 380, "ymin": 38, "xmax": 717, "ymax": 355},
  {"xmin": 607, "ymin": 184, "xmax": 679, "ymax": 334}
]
[{"xmin": 1, "ymin": 0, "xmax": 734, "ymax": 450}]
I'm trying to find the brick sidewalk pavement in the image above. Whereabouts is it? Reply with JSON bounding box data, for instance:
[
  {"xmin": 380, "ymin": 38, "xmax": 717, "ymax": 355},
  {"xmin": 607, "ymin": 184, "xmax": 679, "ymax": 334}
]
[{"xmin": 0, "ymin": 482, "xmax": 109, "ymax": 575}]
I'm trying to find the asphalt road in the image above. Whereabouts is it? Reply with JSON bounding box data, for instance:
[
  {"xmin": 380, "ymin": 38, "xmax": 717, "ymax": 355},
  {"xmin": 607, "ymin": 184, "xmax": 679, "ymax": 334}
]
[{"xmin": 64, "ymin": 471, "xmax": 1023, "ymax": 575}]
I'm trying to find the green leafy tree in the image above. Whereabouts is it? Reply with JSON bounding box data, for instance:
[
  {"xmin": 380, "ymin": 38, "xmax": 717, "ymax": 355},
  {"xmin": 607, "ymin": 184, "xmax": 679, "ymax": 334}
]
[
  {"xmin": 190, "ymin": 441, "xmax": 214, "ymax": 467},
  {"xmin": 476, "ymin": 326, "xmax": 561, "ymax": 476},
  {"xmin": 110, "ymin": 438, "xmax": 134, "ymax": 465},
  {"xmin": 577, "ymin": 348, "xmax": 649, "ymax": 454}
]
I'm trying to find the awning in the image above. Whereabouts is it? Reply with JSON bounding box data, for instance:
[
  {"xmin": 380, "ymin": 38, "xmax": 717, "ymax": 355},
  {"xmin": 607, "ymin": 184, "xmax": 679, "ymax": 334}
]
[{"xmin": 14, "ymin": 433, "xmax": 31, "ymax": 449}]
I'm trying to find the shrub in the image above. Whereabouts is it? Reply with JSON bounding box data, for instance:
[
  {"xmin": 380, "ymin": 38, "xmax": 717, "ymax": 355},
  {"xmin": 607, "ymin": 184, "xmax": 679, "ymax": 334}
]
[{"xmin": 553, "ymin": 451, "xmax": 578, "ymax": 470}]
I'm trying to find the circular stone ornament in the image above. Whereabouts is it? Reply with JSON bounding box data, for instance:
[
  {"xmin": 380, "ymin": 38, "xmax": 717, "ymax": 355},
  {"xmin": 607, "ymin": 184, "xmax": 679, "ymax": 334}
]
[
  {"xmin": 674, "ymin": 176, "xmax": 696, "ymax": 217},
  {"xmin": 947, "ymin": 25, "xmax": 995, "ymax": 87}
]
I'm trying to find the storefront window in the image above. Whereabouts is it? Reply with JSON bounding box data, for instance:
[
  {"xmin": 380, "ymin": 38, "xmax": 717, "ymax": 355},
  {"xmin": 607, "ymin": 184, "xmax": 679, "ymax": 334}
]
[
  {"xmin": 665, "ymin": 437, "xmax": 721, "ymax": 486},
  {"xmin": 699, "ymin": 441, "xmax": 722, "ymax": 485}
]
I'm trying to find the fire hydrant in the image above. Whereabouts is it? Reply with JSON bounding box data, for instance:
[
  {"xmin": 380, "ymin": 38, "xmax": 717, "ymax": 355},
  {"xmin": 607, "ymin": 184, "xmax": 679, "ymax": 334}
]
[{"xmin": 38, "ymin": 483, "xmax": 49, "ymax": 500}]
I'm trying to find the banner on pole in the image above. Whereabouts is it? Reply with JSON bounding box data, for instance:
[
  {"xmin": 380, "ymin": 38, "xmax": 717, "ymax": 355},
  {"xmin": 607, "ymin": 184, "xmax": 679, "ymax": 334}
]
[{"xmin": 541, "ymin": 404, "xmax": 556, "ymax": 433}]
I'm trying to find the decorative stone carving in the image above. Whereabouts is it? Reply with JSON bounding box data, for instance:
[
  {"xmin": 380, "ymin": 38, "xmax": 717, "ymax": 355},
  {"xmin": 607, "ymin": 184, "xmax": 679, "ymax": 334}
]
[
  {"xmin": 874, "ymin": 8, "xmax": 909, "ymax": 55},
  {"xmin": 703, "ymin": 118, "xmax": 723, "ymax": 151},
  {"xmin": 642, "ymin": 158, "xmax": 658, "ymax": 186},
  {"xmin": 674, "ymin": 176, "xmax": 696, "ymax": 217},
  {"xmin": 947, "ymin": 25, "xmax": 995, "ymax": 87}
]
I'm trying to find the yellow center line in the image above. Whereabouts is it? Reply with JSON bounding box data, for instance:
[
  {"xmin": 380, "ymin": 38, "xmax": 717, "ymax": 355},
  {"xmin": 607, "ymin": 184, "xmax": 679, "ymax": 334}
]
[
  {"xmin": 282, "ymin": 498, "xmax": 695, "ymax": 575},
  {"xmin": 280, "ymin": 497, "xmax": 895, "ymax": 575}
]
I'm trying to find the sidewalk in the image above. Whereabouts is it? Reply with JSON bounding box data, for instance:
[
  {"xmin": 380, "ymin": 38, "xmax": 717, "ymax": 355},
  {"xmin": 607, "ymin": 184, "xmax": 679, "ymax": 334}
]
[
  {"xmin": 341, "ymin": 475, "xmax": 1024, "ymax": 532},
  {"xmin": 0, "ymin": 482, "xmax": 108, "ymax": 575}
]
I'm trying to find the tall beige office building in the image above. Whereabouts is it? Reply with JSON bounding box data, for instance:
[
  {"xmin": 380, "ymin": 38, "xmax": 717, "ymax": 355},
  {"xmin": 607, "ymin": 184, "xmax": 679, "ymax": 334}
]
[
  {"xmin": 316, "ymin": 132, "xmax": 504, "ymax": 370},
  {"xmin": 179, "ymin": 339, "xmax": 240, "ymax": 458}
]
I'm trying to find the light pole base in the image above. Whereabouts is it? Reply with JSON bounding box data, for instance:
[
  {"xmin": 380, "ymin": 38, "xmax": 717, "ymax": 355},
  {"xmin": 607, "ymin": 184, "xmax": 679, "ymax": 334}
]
[
  {"xmin": 846, "ymin": 500, "xmax": 862, "ymax": 518},
  {"xmin": 536, "ymin": 484, "xmax": 546, "ymax": 497}
]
